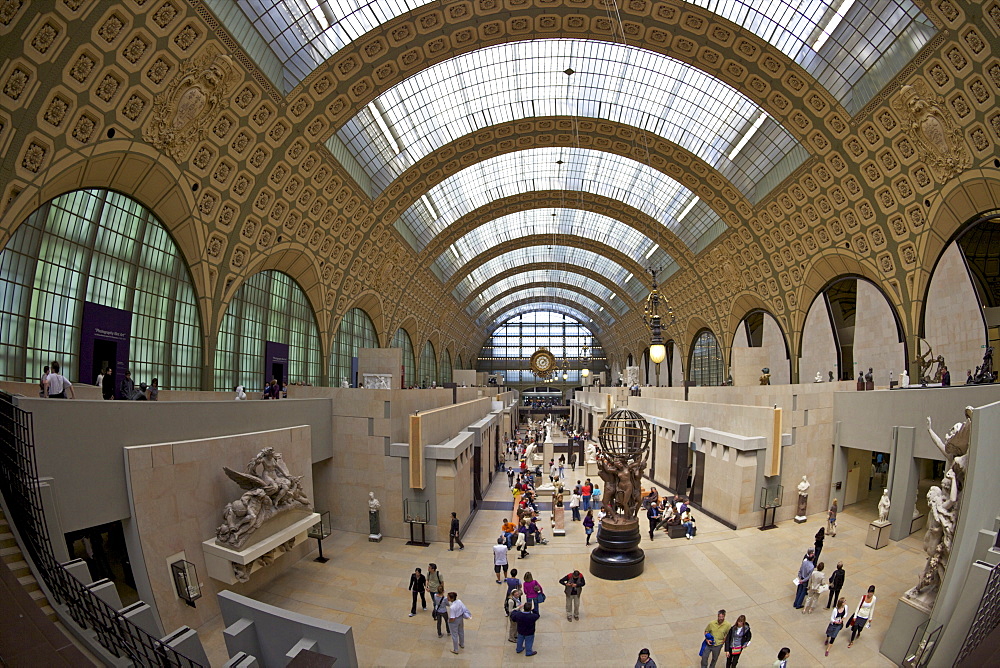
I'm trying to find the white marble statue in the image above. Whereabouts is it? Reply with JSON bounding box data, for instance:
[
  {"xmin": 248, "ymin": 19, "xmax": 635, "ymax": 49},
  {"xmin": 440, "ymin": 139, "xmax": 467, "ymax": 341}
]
[
  {"xmin": 585, "ymin": 440, "xmax": 597, "ymax": 462},
  {"xmin": 877, "ymin": 488, "xmax": 891, "ymax": 523},
  {"xmin": 900, "ymin": 370, "xmax": 910, "ymax": 387},
  {"xmin": 368, "ymin": 491, "xmax": 381, "ymax": 512},
  {"xmin": 797, "ymin": 475, "xmax": 810, "ymax": 496},
  {"xmin": 814, "ymin": 371, "xmax": 823, "ymax": 382},
  {"xmin": 906, "ymin": 407, "xmax": 972, "ymax": 609},
  {"xmin": 216, "ymin": 447, "xmax": 312, "ymax": 550},
  {"xmin": 341, "ymin": 377, "xmax": 349, "ymax": 388}
]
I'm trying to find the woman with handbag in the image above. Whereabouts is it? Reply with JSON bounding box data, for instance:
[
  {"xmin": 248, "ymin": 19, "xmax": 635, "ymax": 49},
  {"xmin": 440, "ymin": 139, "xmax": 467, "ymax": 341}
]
[
  {"xmin": 432, "ymin": 584, "xmax": 450, "ymax": 638},
  {"xmin": 723, "ymin": 614, "xmax": 751, "ymax": 667},
  {"xmin": 824, "ymin": 597, "xmax": 848, "ymax": 656},
  {"xmin": 802, "ymin": 561, "xmax": 827, "ymax": 614},
  {"xmin": 583, "ymin": 510, "xmax": 595, "ymax": 546},
  {"xmin": 847, "ymin": 585, "xmax": 877, "ymax": 648},
  {"xmin": 523, "ymin": 572, "xmax": 544, "ymax": 617}
]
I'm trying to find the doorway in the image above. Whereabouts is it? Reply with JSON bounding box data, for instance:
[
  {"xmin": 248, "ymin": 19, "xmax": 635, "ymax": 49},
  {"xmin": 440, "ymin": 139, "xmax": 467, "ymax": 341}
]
[
  {"xmin": 271, "ymin": 362, "xmax": 284, "ymax": 386},
  {"xmin": 92, "ymin": 340, "xmax": 117, "ymax": 387},
  {"xmin": 64, "ymin": 521, "xmax": 138, "ymax": 607}
]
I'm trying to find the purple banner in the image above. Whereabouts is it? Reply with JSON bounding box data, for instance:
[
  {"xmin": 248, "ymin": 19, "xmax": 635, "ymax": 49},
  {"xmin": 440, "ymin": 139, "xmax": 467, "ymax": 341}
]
[
  {"xmin": 79, "ymin": 302, "xmax": 132, "ymax": 385},
  {"xmin": 264, "ymin": 341, "xmax": 289, "ymax": 387}
]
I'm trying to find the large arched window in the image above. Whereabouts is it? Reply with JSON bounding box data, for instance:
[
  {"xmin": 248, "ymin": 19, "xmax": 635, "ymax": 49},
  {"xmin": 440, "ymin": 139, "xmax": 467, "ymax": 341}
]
[
  {"xmin": 0, "ymin": 189, "xmax": 202, "ymax": 388},
  {"xmin": 330, "ymin": 307, "xmax": 379, "ymax": 387},
  {"xmin": 216, "ymin": 271, "xmax": 321, "ymax": 390},
  {"xmin": 391, "ymin": 328, "xmax": 415, "ymax": 388},
  {"xmin": 478, "ymin": 311, "xmax": 604, "ymax": 384},
  {"xmin": 419, "ymin": 341, "xmax": 437, "ymax": 387},
  {"xmin": 689, "ymin": 330, "xmax": 724, "ymax": 386},
  {"xmin": 441, "ymin": 349, "xmax": 453, "ymax": 385},
  {"xmin": 455, "ymin": 354, "xmax": 463, "ymax": 370}
]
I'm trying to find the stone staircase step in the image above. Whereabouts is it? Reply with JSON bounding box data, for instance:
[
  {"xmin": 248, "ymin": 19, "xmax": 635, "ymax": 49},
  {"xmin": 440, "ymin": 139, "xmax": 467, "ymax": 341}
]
[
  {"xmin": 6, "ymin": 559, "xmax": 30, "ymax": 578},
  {"xmin": 1, "ymin": 545, "xmax": 23, "ymax": 563}
]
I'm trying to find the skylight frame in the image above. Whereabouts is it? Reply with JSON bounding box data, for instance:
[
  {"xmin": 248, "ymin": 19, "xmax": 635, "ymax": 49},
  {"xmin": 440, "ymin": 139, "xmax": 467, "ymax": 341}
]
[{"xmin": 466, "ymin": 269, "xmax": 631, "ymax": 317}]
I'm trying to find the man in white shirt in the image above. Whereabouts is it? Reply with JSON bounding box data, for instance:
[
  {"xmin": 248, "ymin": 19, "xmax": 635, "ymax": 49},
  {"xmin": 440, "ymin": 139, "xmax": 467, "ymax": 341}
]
[
  {"xmin": 44, "ymin": 361, "xmax": 75, "ymax": 399},
  {"xmin": 446, "ymin": 592, "xmax": 470, "ymax": 654},
  {"xmin": 493, "ymin": 538, "xmax": 509, "ymax": 583}
]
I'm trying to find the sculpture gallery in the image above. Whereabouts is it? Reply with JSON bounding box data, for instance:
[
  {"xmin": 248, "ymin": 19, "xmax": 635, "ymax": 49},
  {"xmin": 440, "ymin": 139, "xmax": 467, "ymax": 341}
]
[{"xmin": 216, "ymin": 447, "xmax": 312, "ymax": 550}]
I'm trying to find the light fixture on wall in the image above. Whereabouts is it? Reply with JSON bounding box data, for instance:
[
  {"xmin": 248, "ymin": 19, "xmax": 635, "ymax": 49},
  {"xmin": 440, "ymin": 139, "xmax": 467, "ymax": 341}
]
[
  {"xmin": 643, "ymin": 266, "xmax": 676, "ymax": 387},
  {"xmin": 170, "ymin": 559, "xmax": 201, "ymax": 608}
]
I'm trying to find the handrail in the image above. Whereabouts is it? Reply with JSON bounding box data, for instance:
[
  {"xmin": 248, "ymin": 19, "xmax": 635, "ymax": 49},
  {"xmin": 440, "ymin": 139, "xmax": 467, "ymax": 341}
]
[{"xmin": 0, "ymin": 391, "xmax": 204, "ymax": 667}]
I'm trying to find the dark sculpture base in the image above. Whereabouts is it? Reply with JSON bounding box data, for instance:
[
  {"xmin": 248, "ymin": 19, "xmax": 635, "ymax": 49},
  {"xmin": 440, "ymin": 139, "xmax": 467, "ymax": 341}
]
[{"xmin": 590, "ymin": 519, "xmax": 644, "ymax": 580}]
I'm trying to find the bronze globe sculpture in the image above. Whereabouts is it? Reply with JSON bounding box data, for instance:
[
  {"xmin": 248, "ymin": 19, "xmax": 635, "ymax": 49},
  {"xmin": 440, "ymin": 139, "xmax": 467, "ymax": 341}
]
[{"xmin": 590, "ymin": 408, "xmax": 651, "ymax": 580}]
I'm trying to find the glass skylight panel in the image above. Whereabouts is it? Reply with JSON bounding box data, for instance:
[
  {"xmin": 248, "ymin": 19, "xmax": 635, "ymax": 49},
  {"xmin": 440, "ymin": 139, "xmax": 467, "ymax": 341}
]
[
  {"xmin": 337, "ymin": 39, "xmax": 801, "ymax": 200},
  {"xmin": 439, "ymin": 244, "xmax": 673, "ymax": 304},
  {"xmin": 403, "ymin": 147, "xmax": 722, "ymax": 253},
  {"xmin": 446, "ymin": 209, "xmax": 667, "ymax": 268},
  {"xmin": 467, "ymin": 270, "xmax": 628, "ymax": 318},
  {"xmin": 230, "ymin": 0, "xmax": 437, "ymax": 90},
  {"xmin": 478, "ymin": 291, "xmax": 613, "ymax": 328},
  {"xmin": 487, "ymin": 304, "xmax": 598, "ymax": 333},
  {"xmin": 687, "ymin": 0, "xmax": 934, "ymax": 113}
]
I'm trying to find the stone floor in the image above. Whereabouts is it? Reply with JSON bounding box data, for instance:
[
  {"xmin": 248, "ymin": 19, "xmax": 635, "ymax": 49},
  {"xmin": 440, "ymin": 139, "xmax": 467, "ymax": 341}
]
[{"xmin": 196, "ymin": 467, "xmax": 928, "ymax": 667}]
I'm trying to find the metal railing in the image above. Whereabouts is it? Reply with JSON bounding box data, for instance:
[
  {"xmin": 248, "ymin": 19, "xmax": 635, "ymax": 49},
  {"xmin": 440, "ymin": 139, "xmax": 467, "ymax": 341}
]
[
  {"xmin": 0, "ymin": 391, "xmax": 204, "ymax": 667},
  {"xmin": 955, "ymin": 559, "xmax": 1000, "ymax": 666}
]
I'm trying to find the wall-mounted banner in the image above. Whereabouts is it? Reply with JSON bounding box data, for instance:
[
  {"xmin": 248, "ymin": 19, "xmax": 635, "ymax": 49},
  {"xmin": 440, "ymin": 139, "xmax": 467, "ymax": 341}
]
[
  {"xmin": 264, "ymin": 341, "xmax": 289, "ymax": 387},
  {"xmin": 79, "ymin": 302, "xmax": 132, "ymax": 386}
]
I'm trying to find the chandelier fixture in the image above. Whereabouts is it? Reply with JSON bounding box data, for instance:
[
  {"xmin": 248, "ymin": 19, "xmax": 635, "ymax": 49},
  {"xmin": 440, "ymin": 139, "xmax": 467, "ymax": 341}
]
[{"xmin": 642, "ymin": 266, "xmax": 676, "ymax": 387}]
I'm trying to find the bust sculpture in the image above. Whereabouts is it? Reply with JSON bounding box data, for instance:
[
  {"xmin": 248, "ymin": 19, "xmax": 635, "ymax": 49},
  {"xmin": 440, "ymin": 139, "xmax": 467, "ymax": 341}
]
[
  {"xmin": 368, "ymin": 491, "xmax": 382, "ymax": 541},
  {"xmin": 759, "ymin": 368, "xmax": 771, "ymax": 385},
  {"xmin": 814, "ymin": 371, "xmax": 823, "ymax": 383},
  {"xmin": 858, "ymin": 371, "xmax": 865, "ymax": 382},
  {"xmin": 865, "ymin": 368, "xmax": 873, "ymax": 383},
  {"xmin": 877, "ymin": 489, "xmax": 891, "ymax": 524},
  {"xmin": 797, "ymin": 475, "xmax": 810, "ymax": 495},
  {"xmin": 828, "ymin": 370, "xmax": 834, "ymax": 382},
  {"xmin": 794, "ymin": 475, "xmax": 809, "ymax": 523}
]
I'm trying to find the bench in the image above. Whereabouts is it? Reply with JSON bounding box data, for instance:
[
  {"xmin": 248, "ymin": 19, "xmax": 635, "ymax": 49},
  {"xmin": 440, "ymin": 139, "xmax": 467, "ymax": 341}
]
[{"xmin": 667, "ymin": 524, "xmax": 696, "ymax": 539}]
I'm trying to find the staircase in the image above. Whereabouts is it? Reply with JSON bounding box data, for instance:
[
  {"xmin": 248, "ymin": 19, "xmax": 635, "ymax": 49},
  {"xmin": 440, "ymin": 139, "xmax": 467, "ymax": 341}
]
[{"xmin": 0, "ymin": 506, "xmax": 58, "ymax": 622}]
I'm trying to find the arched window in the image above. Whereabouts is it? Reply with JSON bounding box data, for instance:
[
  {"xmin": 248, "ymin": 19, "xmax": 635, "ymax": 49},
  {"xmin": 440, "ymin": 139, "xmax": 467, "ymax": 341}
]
[
  {"xmin": 216, "ymin": 271, "xmax": 321, "ymax": 390},
  {"xmin": 478, "ymin": 310, "xmax": 604, "ymax": 384},
  {"xmin": 330, "ymin": 307, "xmax": 379, "ymax": 387},
  {"xmin": 689, "ymin": 330, "xmax": 724, "ymax": 386},
  {"xmin": 455, "ymin": 354, "xmax": 463, "ymax": 370},
  {"xmin": 419, "ymin": 341, "xmax": 437, "ymax": 387},
  {"xmin": 392, "ymin": 328, "xmax": 415, "ymax": 388},
  {"xmin": 0, "ymin": 189, "xmax": 202, "ymax": 388},
  {"xmin": 441, "ymin": 349, "xmax": 453, "ymax": 384}
]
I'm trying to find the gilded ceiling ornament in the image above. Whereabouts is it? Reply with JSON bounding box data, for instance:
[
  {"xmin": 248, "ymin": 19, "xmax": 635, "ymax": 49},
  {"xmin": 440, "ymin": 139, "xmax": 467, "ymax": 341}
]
[
  {"xmin": 143, "ymin": 47, "xmax": 236, "ymax": 161},
  {"xmin": 891, "ymin": 81, "xmax": 970, "ymax": 183}
]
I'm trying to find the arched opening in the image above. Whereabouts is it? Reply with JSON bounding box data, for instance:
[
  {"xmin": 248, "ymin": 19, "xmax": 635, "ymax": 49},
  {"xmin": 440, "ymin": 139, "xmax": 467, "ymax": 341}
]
[
  {"xmin": 217, "ymin": 270, "xmax": 321, "ymax": 391},
  {"xmin": 0, "ymin": 188, "xmax": 203, "ymax": 390},
  {"xmin": 455, "ymin": 353, "xmax": 463, "ymax": 370},
  {"xmin": 330, "ymin": 307, "xmax": 379, "ymax": 388},
  {"xmin": 688, "ymin": 329, "xmax": 724, "ymax": 386},
  {"xmin": 391, "ymin": 328, "xmax": 416, "ymax": 388},
  {"xmin": 419, "ymin": 340, "xmax": 437, "ymax": 387},
  {"xmin": 921, "ymin": 212, "xmax": 999, "ymax": 381},
  {"xmin": 803, "ymin": 276, "xmax": 906, "ymax": 384},
  {"xmin": 730, "ymin": 310, "xmax": 791, "ymax": 385}
]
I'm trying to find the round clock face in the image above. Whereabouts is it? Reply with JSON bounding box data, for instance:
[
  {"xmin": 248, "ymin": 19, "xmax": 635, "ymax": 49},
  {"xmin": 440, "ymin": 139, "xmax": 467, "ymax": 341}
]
[{"xmin": 530, "ymin": 349, "xmax": 556, "ymax": 375}]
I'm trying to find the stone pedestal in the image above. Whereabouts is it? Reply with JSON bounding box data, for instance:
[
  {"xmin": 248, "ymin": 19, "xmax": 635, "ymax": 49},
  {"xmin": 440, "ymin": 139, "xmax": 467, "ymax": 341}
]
[
  {"xmin": 369, "ymin": 510, "xmax": 382, "ymax": 542},
  {"xmin": 866, "ymin": 520, "xmax": 891, "ymax": 549},
  {"xmin": 542, "ymin": 432, "xmax": 554, "ymax": 473},
  {"xmin": 794, "ymin": 494, "xmax": 808, "ymax": 523},
  {"xmin": 909, "ymin": 514, "xmax": 926, "ymax": 535},
  {"xmin": 589, "ymin": 518, "xmax": 644, "ymax": 580},
  {"xmin": 880, "ymin": 596, "xmax": 931, "ymax": 664},
  {"xmin": 552, "ymin": 505, "xmax": 565, "ymax": 536}
]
